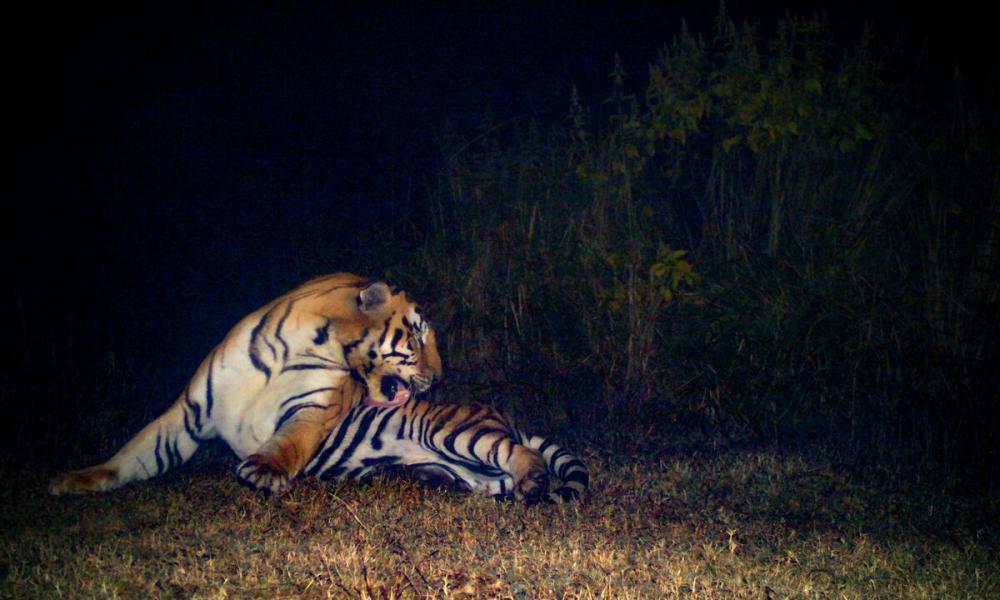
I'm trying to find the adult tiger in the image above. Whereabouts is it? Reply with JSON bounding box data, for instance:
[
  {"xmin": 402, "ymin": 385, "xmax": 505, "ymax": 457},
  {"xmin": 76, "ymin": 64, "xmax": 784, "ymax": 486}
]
[
  {"xmin": 49, "ymin": 273, "xmax": 442, "ymax": 495},
  {"xmin": 302, "ymin": 377, "xmax": 589, "ymax": 504}
]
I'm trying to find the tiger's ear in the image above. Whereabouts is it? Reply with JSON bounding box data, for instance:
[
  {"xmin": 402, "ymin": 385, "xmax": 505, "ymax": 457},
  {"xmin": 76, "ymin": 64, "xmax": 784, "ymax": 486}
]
[{"xmin": 358, "ymin": 281, "xmax": 391, "ymax": 315}]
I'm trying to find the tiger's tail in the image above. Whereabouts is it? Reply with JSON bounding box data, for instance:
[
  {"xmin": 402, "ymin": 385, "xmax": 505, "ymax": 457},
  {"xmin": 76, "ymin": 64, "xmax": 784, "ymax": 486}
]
[{"xmin": 522, "ymin": 434, "xmax": 589, "ymax": 502}]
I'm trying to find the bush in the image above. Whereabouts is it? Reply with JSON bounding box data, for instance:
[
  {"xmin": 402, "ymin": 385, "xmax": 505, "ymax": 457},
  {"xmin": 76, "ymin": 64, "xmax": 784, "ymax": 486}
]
[{"xmin": 406, "ymin": 10, "xmax": 999, "ymax": 484}]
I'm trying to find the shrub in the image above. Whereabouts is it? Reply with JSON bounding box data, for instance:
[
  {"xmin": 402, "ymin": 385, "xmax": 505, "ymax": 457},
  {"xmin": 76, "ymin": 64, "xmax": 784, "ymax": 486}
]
[{"xmin": 407, "ymin": 10, "xmax": 998, "ymax": 483}]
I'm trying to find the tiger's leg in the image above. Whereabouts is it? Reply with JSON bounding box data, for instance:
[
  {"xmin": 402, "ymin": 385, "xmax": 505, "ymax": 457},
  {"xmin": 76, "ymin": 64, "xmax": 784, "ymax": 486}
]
[
  {"xmin": 438, "ymin": 407, "xmax": 550, "ymax": 504},
  {"xmin": 49, "ymin": 397, "xmax": 209, "ymax": 495},
  {"xmin": 472, "ymin": 430, "xmax": 549, "ymax": 504},
  {"xmin": 236, "ymin": 386, "xmax": 354, "ymax": 494},
  {"xmin": 504, "ymin": 444, "xmax": 549, "ymax": 505}
]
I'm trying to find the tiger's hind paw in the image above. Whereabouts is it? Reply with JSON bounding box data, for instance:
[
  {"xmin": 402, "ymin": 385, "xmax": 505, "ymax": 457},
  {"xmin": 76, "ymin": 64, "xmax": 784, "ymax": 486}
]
[
  {"xmin": 48, "ymin": 467, "xmax": 119, "ymax": 495},
  {"xmin": 514, "ymin": 468, "xmax": 549, "ymax": 506},
  {"xmin": 236, "ymin": 454, "xmax": 293, "ymax": 494}
]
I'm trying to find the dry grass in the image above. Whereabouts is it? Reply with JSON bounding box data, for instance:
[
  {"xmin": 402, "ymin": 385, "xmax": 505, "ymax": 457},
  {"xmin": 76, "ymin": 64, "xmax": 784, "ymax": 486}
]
[{"xmin": 2, "ymin": 446, "xmax": 996, "ymax": 599}]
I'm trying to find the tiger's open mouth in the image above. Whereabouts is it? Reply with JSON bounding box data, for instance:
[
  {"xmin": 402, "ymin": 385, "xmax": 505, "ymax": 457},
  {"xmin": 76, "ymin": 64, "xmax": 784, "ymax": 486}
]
[{"xmin": 362, "ymin": 376, "xmax": 411, "ymax": 408}]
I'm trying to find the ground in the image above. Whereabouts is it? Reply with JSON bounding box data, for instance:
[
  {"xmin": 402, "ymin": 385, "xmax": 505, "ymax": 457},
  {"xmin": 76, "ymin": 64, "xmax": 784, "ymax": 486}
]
[{"xmin": 2, "ymin": 444, "xmax": 996, "ymax": 599}]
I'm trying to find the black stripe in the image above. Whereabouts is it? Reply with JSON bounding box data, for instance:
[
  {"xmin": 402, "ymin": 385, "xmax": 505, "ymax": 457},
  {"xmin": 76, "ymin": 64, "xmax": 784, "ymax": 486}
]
[
  {"xmin": 313, "ymin": 319, "xmax": 331, "ymax": 345},
  {"xmin": 557, "ymin": 457, "xmax": 585, "ymax": 472},
  {"xmin": 345, "ymin": 466, "xmax": 369, "ymax": 480},
  {"xmin": 323, "ymin": 409, "xmax": 382, "ymax": 474},
  {"xmin": 431, "ymin": 429, "xmax": 505, "ymax": 477},
  {"xmin": 205, "ymin": 351, "xmax": 216, "ymax": 417},
  {"xmin": 450, "ymin": 459, "xmax": 505, "ymax": 477},
  {"xmin": 248, "ymin": 314, "xmax": 273, "ymax": 381},
  {"xmin": 408, "ymin": 410, "xmax": 419, "ymax": 441},
  {"xmin": 390, "ymin": 328, "xmax": 403, "ymax": 349},
  {"xmin": 274, "ymin": 299, "xmax": 297, "ymax": 363},
  {"xmin": 295, "ymin": 350, "xmax": 343, "ymax": 365},
  {"xmin": 182, "ymin": 408, "xmax": 204, "ymax": 443},
  {"xmin": 306, "ymin": 406, "xmax": 368, "ymax": 477},
  {"xmin": 274, "ymin": 402, "xmax": 327, "ymax": 434},
  {"xmin": 442, "ymin": 409, "xmax": 495, "ymax": 451},
  {"xmin": 280, "ymin": 363, "xmax": 339, "ymax": 373},
  {"xmin": 361, "ymin": 455, "xmax": 400, "ymax": 467},
  {"xmin": 549, "ymin": 448, "xmax": 569, "ymax": 463},
  {"xmin": 370, "ymin": 407, "xmax": 400, "ymax": 451},
  {"xmin": 560, "ymin": 461, "xmax": 589, "ymax": 483},
  {"xmin": 263, "ymin": 337, "xmax": 278, "ymax": 361},
  {"xmin": 417, "ymin": 405, "xmax": 436, "ymax": 447},
  {"xmin": 466, "ymin": 426, "xmax": 507, "ymax": 456},
  {"xmin": 429, "ymin": 405, "xmax": 463, "ymax": 446},
  {"xmin": 319, "ymin": 466, "xmax": 346, "ymax": 481},
  {"xmin": 279, "ymin": 387, "xmax": 337, "ymax": 409},
  {"xmin": 169, "ymin": 436, "xmax": 182, "ymax": 470},
  {"xmin": 341, "ymin": 329, "xmax": 368, "ymax": 358},
  {"xmin": 154, "ymin": 431, "xmax": 164, "ymax": 475},
  {"xmin": 409, "ymin": 461, "xmax": 462, "ymax": 481},
  {"xmin": 184, "ymin": 387, "xmax": 202, "ymax": 433},
  {"xmin": 164, "ymin": 434, "xmax": 175, "ymax": 471}
]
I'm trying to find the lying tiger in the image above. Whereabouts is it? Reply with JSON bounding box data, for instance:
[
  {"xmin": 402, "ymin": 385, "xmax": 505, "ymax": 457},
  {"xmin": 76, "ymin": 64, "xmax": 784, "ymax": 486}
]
[
  {"xmin": 48, "ymin": 272, "xmax": 588, "ymax": 503},
  {"xmin": 49, "ymin": 273, "xmax": 442, "ymax": 496},
  {"xmin": 301, "ymin": 376, "xmax": 589, "ymax": 504}
]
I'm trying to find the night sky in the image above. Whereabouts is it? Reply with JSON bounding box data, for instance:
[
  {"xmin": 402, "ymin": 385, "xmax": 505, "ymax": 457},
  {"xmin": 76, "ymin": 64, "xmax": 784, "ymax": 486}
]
[{"xmin": 4, "ymin": 2, "xmax": 991, "ymax": 454}]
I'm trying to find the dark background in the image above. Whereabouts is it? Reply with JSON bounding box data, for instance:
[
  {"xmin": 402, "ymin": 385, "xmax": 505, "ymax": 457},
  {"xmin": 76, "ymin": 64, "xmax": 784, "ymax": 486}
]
[{"xmin": 4, "ymin": 2, "xmax": 993, "ymax": 467}]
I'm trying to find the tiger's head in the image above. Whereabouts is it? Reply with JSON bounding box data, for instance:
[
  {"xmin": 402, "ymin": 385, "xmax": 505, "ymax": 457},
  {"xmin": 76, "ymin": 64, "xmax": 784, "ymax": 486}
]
[{"xmin": 347, "ymin": 281, "xmax": 442, "ymax": 408}]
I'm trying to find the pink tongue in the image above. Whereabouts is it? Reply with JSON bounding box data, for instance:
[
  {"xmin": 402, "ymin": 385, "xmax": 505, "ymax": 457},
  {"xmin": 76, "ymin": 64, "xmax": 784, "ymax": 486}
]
[{"xmin": 362, "ymin": 389, "xmax": 411, "ymax": 408}]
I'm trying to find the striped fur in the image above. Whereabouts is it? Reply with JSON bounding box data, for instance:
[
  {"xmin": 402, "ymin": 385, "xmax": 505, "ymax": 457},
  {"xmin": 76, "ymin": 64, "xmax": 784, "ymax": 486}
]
[
  {"xmin": 49, "ymin": 273, "xmax": 442, "ymax": 495},
  {"xmin": 304, "ymin": 381, "xmax": 589, "ymax": 504}
]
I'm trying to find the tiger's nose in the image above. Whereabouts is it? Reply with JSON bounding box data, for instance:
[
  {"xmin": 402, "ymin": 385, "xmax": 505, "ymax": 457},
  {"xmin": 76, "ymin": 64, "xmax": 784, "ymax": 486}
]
[{"xmin": 412, "ymin": 371, "xmax": 439, "ymax": 393}]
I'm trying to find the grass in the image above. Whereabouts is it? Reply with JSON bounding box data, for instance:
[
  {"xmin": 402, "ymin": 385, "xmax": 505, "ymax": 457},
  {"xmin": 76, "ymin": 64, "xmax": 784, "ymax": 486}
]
[
  {"xmin": 2, "ymin": 8, "xmax": 997, "ymax": 598},
  {"xmin": 3, "ymin": 441, "xmax": 996, "ymax": 598}
]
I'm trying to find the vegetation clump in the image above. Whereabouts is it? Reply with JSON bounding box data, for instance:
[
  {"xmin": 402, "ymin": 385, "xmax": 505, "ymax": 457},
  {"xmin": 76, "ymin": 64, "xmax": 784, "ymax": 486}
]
[{"xmin": 413, "ymin": 10, "xmax": 998, "ymax": 485}]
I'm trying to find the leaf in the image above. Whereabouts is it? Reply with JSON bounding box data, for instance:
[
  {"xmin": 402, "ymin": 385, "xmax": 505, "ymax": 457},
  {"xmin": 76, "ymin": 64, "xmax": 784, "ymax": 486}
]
[{"xmin": 854, "ymin": 122, "xmax": 874, "ymax": 141}]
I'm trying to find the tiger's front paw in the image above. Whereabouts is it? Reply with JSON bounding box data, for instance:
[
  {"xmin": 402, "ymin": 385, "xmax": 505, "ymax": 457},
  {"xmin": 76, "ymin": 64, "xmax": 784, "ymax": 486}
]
[
  {"xmin": 236, "ymin": 454, "xmax": 293, "ymax": 494},
  {"xmin": 49, "ymin": 467, "xmax": 119, "ymax": 495},
  {"xmin": 514, "ymin": 468, "xmax": 549, "ymax": 506}
]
